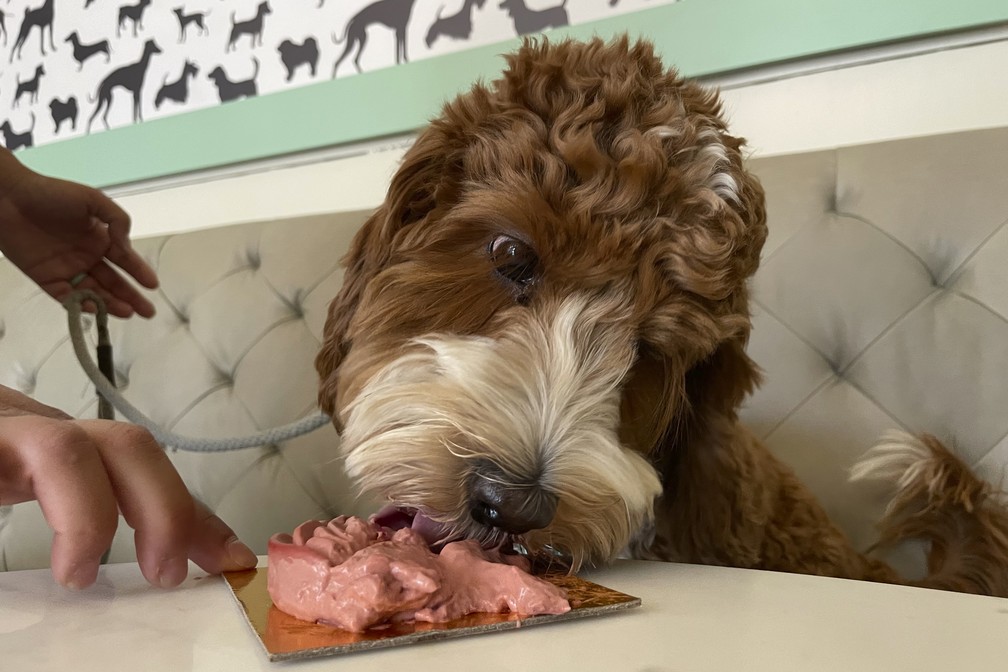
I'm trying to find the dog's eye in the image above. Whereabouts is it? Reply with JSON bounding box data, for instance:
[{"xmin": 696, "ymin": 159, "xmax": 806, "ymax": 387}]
[{"xmin": 488, "ymin": 235, "xmax": 538, "ymax": 288}]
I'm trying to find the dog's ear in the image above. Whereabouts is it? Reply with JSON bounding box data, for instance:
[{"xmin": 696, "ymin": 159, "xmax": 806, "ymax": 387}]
[
  {"xmin": 620, "ymin": 345, "xmax": 683, "ymax": 456},
  {"xmin": 315, "ymin": 127, "xmax": 464, "ymax": 421},
  {"xmin": 315, "ymin": 211, "xmax": 386, "ymax": 422},
  {"xmin": 679, "ymin": 144, "xmax": 766, "ymax": 438},
  {"xmin": 720, "ymin": 134, "xmax": 768, "ymax": 282},
  {"xmin": 658, "ymin": 129, "xmax": 767, "ymax": 456},
  {"xmin": 622, "ymin": 329, "xmax": 761, "ymax": 461},
  {"xmin": 684, "ymin": 334, "xmax": 762, "ymax": 428}
]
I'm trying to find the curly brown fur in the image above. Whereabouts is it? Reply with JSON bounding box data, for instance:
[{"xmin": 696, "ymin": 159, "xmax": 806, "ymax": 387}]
[{"xmin": 315, "ymin": 36, "xmax": 1008, "ymax": 595}]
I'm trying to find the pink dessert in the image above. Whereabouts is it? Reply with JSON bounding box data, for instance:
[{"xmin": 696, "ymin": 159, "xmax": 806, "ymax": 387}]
[{"xmin": 267, "ymin": 515, "xmax": 571, "ymax": 632}]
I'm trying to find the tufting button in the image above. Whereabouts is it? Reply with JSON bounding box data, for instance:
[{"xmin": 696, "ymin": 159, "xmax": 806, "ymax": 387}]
[{"xmin": 822, "ymin": 357, "xmax": 841, "ymax": 377}]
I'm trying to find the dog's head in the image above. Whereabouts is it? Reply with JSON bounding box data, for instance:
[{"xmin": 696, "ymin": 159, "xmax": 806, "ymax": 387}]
[{"xmin": 316, "ymin": 37, "xmax": 766, "ymax": 568}]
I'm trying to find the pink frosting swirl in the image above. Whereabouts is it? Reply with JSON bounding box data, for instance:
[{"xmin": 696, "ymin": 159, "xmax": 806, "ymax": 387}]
[
  {"xmin": 291, "ymin": 515, "xmax": 396, "ymax": 565},
  {"xmin": 267, "ymin": 515, "xmax": 570, "ymax": 632}
]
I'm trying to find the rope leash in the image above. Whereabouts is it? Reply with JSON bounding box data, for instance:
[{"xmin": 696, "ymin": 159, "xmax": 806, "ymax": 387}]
[{"xmin": 63, "ymin": 289, "xmax": 331, "ymax": 452}]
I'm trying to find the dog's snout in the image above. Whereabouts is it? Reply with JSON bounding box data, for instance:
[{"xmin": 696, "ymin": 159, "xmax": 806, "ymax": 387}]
[{"xmin": 469, "ymin": 467, "xmax": 557, "ymax": 534}]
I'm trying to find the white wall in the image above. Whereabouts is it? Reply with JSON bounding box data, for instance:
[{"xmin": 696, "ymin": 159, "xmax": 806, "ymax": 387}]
[
  {"xmin": 718, "ymin": 37, "xmax": 1008, "ymax": 159},
  {"xmin": 112, "ymin": 38, "xmax": 1008, "ymax": 240}
]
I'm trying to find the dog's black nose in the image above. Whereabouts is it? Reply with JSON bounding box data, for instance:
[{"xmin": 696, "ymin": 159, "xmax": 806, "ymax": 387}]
[{"xmin": 469, "ymin": 469, "xmax": 557, "ymax": 534}]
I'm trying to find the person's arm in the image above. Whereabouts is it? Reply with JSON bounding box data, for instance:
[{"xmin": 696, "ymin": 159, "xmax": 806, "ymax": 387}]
[
  {"xmin": 0, "ymin": 148, "xmax": 158, "ymax": 318},
  {"xmin": 0, "ymin": 157, "xmax": 256, "ymax": 588}
]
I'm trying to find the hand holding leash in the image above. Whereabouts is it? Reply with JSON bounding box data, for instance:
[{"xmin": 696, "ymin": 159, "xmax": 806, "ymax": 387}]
[
  {"xmin": 0, "ymin": 149, "xmax": 257, "ymax": 589},
  {"xmin": 0, "ymin": 147, "xmax": 158, "ymax": 319}
]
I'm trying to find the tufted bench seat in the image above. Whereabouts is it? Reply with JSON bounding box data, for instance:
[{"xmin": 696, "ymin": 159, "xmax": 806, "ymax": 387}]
[{"xmin": 3, "ymin": 126, "xmax": 1008, "ymax": 575}]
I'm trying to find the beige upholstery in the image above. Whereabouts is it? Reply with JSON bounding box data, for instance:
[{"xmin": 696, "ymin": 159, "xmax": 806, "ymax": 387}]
[
  {"xmin": 3, "ymin": 127, "xmax": 1008, "ymax": 574},
  {"xmin": 743, "ymin": 127, "xmax": 1008, "ymax": 573}
]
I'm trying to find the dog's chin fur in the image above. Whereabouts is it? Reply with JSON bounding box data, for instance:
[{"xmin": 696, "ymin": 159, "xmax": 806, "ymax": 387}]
[
  {"xmin": 340, "ymin": 294, "xmax": 662, "ymax": 568},
  {"xmin": 316, "ymin": 36, "xmax": 1008, "ymax": 593}
]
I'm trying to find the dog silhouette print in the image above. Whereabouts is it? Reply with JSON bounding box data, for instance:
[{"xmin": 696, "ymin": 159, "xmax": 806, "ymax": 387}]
[
  {"xmin": 49, "ymin": 96, "xmax": 79, "ymax": 134},
  {"xmin": 425, "ymin": 0, "xmax": 486, "ymax": 48},
  {"xmin": 227, "ymin": 2, "xmax": 271, "ymax": 52},
  {"xmin": 278, "ymin": 37, "xmax": 319, "ymax": 81},
  {"xmin": 10, "ymin": 0, "xmax": 55, "ymax": 63},
  {"xmin": 13, "ymin": 65, "xmax": 45, "ymax": 107},
  {"xmin": 155, "ymin": 60, "xmax": 199, "ymax": 109},
  {"xmin": 498, "ymin": 0, "xmax": 568, "ymax": 36},
  {"xmin": 207, "ymin": 57, "xmax": 259, "ymax": 103},
  {"xmin": 117, "ymin": 0, "xmax": 152, "ymax": 39},
  {"xmin": 87, "ymin": 38, "xmax": 162, "ymax": 132},
  {"xmin": 0, "ymin": 113, "xmax": 35, "ymax": 150},
  {"xmin": 174, "ymin": 7, "xmax": 210, "ymax": 43},
  {"xmin": 332, "ymin": 0, "xmax": 417, "ymax": 77},
  {"xmin": 65, "ymin": 31, "xmax": 113, "ymax": 70}
]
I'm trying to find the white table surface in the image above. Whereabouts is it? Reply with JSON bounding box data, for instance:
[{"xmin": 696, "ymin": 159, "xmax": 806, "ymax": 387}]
[{"xmin": 1, "ymin": 558, "xmax": 1005, "ymax": 672}]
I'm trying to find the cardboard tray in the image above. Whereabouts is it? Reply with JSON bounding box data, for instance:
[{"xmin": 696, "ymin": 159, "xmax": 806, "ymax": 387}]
[{"xmin": 224, "ymin": 567, "xmax": 640, "ymax": 662}]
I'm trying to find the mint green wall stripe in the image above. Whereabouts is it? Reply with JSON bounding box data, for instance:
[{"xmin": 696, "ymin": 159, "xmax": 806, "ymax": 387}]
[{"xmin": 19, "ymin": 0, "xmax": 1008, "ymax": 188}]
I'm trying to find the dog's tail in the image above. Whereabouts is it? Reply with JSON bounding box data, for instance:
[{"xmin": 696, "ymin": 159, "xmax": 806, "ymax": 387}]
[{"xmin": 850, "ymin": 431, "xmax": 1008, "ymax": 596}]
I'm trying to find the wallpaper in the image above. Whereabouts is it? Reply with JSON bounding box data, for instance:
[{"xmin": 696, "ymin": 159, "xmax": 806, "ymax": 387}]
[{"xmin": 0, "ymin": 0, "xmax": 678, "ymax": 151}]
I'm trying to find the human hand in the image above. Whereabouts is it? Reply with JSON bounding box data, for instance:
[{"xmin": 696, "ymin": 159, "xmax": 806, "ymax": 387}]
[
  {"xmin": 0, "ymin": 385, "xmax": 258, "ymax": 589},
  {"xmin": 0, "ymin": 150, "xmax": 158, "ymax": 319}
]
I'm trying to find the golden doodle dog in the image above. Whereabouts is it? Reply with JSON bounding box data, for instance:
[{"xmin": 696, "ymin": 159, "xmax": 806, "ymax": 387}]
[{"xmin": 316, "ymin": 36, "xmax": 1008, "ymax": 595}]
